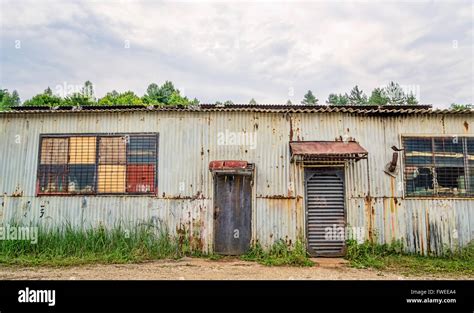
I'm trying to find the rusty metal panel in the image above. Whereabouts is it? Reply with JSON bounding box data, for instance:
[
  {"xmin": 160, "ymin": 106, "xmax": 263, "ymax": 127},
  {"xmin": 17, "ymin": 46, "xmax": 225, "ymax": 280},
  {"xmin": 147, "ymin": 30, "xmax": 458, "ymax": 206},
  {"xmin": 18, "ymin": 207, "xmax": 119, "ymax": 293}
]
[
  {"xmin": 254, "ymin": 196, "xmax": 301, "ymax": 249},
  {"xmin": 209, "ymin": 160, "xmax": 247, "ymax": 170},
  {"xmin": 290, "ymin": 141, "xmax": 368, "ymax": 155},
  {"xmin": 213, "ymin": 174, "xmax": 251, "ymax": 255},
  {"xmin": 346, "ymin": 197, "xmax": 473, "ymax": 255}
]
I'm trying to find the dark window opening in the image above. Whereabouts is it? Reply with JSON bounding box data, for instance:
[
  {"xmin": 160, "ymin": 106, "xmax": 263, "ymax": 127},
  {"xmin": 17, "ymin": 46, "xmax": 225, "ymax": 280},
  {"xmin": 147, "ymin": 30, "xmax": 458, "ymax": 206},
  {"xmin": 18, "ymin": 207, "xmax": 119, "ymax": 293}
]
[{"xmin": 403, "ymin": 136, "xmax": 473, "ymax": 197}]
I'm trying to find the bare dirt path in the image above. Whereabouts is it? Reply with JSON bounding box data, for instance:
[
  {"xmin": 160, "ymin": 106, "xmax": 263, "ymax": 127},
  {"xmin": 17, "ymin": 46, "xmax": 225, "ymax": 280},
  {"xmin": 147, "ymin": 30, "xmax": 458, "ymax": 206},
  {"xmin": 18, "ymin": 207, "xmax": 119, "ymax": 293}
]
[{"xmin": 0, "ymin": 258, "xmax": 468, "ymax": 280}]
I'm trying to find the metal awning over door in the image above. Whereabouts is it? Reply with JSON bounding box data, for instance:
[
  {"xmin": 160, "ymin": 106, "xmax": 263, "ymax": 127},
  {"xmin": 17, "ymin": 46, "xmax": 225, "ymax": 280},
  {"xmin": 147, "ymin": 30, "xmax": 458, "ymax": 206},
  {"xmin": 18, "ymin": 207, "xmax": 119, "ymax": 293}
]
[{"xmin": 290, "ymin": 141, "xmax": 368, "ymax": 162}]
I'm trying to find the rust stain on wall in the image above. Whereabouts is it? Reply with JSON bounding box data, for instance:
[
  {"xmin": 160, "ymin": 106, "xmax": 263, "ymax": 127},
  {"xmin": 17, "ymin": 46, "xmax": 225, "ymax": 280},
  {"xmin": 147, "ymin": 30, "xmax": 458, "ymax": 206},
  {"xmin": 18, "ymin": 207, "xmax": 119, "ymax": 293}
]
[
  {"xmin": 425, "ymin": 210, "xmax": 431, "ymax": 255},
  {"xmin": 365, "ymin": 195, "xmax": 374, "ymax": 242}
]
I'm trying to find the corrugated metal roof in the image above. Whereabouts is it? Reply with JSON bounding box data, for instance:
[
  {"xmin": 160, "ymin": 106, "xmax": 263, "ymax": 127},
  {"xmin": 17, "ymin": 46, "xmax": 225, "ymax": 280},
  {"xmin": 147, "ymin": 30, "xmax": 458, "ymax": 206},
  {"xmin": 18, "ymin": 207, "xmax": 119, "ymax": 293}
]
[{"xmin": 1, "ymin": 104, "xmax": 473, "ymax": 115}]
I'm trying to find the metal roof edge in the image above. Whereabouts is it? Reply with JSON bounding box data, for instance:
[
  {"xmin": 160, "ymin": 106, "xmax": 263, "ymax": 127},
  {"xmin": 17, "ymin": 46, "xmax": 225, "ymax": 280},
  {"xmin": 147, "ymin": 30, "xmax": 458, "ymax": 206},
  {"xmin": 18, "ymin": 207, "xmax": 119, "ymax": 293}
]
[{"xmin": 1, "ymin": 104, "xmax": 472, "ymax": 115}]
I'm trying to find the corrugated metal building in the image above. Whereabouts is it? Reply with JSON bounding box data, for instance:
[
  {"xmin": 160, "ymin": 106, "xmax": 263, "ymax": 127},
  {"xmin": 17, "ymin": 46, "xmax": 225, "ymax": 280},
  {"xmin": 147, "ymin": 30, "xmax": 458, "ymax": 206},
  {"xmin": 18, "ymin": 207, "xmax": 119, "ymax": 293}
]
[{"xmin": 0, "ymin": 104, "xmax": 472, "ymax": 256}]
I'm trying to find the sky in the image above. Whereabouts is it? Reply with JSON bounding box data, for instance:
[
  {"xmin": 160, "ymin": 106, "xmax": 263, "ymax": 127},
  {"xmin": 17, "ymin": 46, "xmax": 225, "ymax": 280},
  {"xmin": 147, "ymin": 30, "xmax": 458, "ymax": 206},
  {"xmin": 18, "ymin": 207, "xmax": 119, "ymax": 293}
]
[{"xmin": 0, "ymin": 0, "xmax": 472, "ymax": 108}]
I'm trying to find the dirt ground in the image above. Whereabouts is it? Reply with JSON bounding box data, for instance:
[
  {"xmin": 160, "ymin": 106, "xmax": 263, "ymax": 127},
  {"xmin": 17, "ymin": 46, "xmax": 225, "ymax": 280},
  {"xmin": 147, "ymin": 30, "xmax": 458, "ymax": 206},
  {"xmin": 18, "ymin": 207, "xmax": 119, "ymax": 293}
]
[{"xmin": 0, "ymin": 257, "xmax": 469, "ymax": 280}]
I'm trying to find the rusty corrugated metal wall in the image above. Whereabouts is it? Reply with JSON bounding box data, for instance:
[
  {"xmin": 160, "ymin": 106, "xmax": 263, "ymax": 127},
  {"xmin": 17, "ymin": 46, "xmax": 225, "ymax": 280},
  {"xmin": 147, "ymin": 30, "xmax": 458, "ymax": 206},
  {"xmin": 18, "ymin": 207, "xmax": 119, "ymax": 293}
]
[{"xmin": 0, "ymin": 110, "xmax": 472, "ymax": 254}]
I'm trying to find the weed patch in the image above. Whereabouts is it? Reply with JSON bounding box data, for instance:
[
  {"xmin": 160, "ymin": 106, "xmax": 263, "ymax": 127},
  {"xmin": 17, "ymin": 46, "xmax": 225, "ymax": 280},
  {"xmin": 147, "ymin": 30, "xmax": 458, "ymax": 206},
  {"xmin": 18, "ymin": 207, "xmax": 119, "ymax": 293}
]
[
  {"xmin": 345, "ymin": 240, "xmax": 474, "ymax": 276},
  {"xmin": 0, "ymin": 224, "xmax": 200, "ymax": 266},
  {"xmin": 241, "ymin": 240, "xmax": 314, "ymax": 267}
]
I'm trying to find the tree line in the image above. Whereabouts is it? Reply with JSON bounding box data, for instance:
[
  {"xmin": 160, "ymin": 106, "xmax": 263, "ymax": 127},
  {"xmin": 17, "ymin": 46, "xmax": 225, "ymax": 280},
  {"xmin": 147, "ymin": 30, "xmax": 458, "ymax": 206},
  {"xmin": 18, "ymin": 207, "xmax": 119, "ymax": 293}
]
[
  {"xmin": 0, "ymin": 81, "xmax": 198, "ymax": 110},
  {"xmin": 303, "ymin": 82, "xmax": 418, "ymax": 106},
  {"xmin": 0, "ymin": 80, "xmax": 472, "ymax": 110}
]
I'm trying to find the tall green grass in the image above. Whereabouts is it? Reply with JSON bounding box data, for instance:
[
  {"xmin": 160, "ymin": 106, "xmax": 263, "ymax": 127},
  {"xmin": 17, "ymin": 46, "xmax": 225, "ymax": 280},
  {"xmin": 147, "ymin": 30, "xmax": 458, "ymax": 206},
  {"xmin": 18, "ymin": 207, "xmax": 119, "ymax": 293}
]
[
  {"xmin": 0, "ymin": 224, "xmax": 197, "ymax": 266},
  {"xmin": 241, "ymin": 239, "xmax": 314, "ymax": 267},
  {"xmin": 345, "ymin": 239, "xmax": 474, "ymax": 276}
]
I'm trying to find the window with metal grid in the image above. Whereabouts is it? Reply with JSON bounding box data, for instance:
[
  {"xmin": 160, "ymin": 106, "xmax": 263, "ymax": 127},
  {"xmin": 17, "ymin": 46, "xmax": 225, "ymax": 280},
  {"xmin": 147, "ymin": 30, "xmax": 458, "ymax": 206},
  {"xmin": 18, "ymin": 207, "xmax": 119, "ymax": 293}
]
[
  {"xmin": 403, "ymin": 136, "xmax": 473, "ymax": 197},
  {"xmin": 37, "ymin": 133, "xmax": 158, "ymax": 195}
]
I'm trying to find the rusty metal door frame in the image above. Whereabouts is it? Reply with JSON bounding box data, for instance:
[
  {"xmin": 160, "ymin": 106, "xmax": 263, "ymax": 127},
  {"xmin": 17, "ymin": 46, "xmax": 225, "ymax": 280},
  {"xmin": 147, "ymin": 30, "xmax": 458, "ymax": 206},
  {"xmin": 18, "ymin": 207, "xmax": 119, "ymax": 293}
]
[{"xmin": 304, "ymin": 166, "xmax": 347, "ymax": 257}]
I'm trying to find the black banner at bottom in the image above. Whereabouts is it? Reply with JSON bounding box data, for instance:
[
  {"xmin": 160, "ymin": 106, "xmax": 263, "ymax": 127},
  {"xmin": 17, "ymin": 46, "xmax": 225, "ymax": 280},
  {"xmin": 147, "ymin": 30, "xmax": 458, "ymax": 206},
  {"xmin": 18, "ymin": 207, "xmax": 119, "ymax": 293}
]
[{"xmin": 0, "ymin": 280, "xmax": 471, "ymax": 313}]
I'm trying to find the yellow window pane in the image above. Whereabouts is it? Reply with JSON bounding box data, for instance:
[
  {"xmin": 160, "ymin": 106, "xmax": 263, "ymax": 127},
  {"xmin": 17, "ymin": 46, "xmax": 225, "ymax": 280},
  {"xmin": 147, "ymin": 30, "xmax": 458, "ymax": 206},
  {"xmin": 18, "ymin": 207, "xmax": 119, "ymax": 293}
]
[
  {"xmin": 69, "ymin": 137, "xmax": 97, "ymax": 164},
  {"xmin": 40, "ymin": 138, "xmax": 68, "ymax": 164},
  {"xmin": 97, "ymin": 165, "xmax": 126, "ymax": 193}
]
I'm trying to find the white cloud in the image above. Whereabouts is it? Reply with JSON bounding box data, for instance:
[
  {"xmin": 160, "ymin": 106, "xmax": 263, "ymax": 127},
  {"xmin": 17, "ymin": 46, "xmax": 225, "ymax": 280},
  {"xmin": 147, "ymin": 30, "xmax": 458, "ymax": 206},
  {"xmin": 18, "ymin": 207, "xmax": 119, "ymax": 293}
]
[{"xmin": 0, "ymin": 0, "xmax": 472, "ymax": 107}]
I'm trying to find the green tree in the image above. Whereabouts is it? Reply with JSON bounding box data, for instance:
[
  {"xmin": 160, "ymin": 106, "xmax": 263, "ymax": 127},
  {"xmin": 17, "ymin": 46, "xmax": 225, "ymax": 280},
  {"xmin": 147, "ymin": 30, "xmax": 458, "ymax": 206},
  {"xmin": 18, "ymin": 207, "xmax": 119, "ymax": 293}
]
[
  {"xmin": 406, "ymin": 92, "xmax": 419, "ymax": 105},
  {"xmin": 115, "ymin": 91, "xmax": 143, "ymax": 105},
  {"xmin": 368, "ymin": 88, "xmax": 389, "ymax": 105},
  {"xmin": 23, "ymin": 88, "xmax": 63, "ymax": 107},
  {"xmin": 63, "ymin": 92, "xmax": 95, "ymax": 106},
  {"xmin": 82, "ymin": 81, "xmax": 95, "ymax": 101},
  {"xmin": 223, "ymin": 100, "xmax": 234, "ymax": 105},
  {"xmin": 249, "ymin": 98, "xmax": 257, "ymax": 105},
  {"xmin": 302, "ymin": 90, "xmax": 318, "ymax": 105},
  {"xmin": 158, "ymin": 81, "xmax": 176, "ymax": 104},
  {"xmin": 143, "ymin": 83, "xmax": 160, "ymax": 104},
  {"xmin": 10, "ymin": 90, "xmax": 20, "ymax": 106},
  {"xmin": 327, "ymin": 93, "xmax": 349, "ymax": 105},
  {"xmin": 286, "ymin": 99, "xmax": 293, "ymax": 105},
  {"xmin": 450, "ymin": 103, "xmax": 473, "ymax": 110},
  {"xmin": 383, "ymin": 81, "xmax": 405, "ymax": 104},
  {"xmin": 347, "ymin": 85, "xmax": 368, "ymax": 105},
  {"xmin": 167, "ymin": 90, "xmax": 190, "ymax": 105},
  {"xmin": 0, "ymin": 89, "xmax": 20, "ymax": 111},
  {"xmin": 62, "ymin": 81, "xmax": 96, "ymax": 106},
  {"xmin": 44, "ymin": 87, "xmax": 53, "ymax": 96},
  {"xmin": 98, "ymin": 90, "xmax": 120, "ymax": 105},
  {"xmin": 142, "ymin": 81, "xmax": 190, "ymax": 105},
  {"xmin": 98, "ymin": 90, "xmax": 143, "ymax": 105}
]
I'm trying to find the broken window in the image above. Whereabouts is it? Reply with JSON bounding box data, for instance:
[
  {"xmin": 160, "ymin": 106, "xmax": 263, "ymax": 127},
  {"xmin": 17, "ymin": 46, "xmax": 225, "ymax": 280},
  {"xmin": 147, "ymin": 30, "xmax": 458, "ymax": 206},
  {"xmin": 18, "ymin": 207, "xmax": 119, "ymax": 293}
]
[
  {"xmin": 37, "ymin": 134, "xmax": 158, "ymax": 195},
  {"xmin": 403, "ymin": 136, "xmax": 473, "ymax": 197}
]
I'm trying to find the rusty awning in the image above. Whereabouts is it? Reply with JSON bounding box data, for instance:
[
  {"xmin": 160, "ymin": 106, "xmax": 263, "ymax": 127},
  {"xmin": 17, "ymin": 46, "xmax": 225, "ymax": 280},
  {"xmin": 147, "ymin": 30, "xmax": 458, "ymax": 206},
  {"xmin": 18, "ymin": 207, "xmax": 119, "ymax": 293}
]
[
  {"xmin": 209, "ymin": 160, "xmax": 254, "ymax": 175},
  {"xmin": 290, "ymin": 141, "xmax": 368, "ymax": 162}
]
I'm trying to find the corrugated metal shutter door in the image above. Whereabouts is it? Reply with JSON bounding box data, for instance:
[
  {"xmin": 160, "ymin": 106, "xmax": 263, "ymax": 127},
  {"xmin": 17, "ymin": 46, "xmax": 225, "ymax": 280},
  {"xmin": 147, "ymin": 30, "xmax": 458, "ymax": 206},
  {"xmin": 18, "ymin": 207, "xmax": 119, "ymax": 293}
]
[{"xmin": 305, "ymin": 169, "xmax": 346, "ymax": 257}]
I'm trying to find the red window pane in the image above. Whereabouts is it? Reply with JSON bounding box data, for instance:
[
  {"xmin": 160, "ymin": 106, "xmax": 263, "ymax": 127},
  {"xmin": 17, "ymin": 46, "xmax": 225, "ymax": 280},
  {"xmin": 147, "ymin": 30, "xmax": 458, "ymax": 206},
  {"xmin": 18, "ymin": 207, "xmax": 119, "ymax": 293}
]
[{"xmin": 126, "ymin": 164, "xmax": 155, "ymax": 193}]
